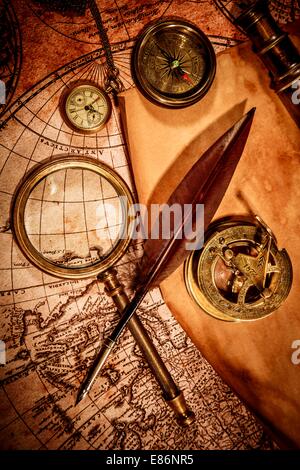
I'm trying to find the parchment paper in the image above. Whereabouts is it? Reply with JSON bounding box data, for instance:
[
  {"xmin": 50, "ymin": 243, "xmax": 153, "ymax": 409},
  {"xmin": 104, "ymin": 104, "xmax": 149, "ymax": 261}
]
[{"xmin": 119, "ymin": 39, "xmax": 300, "ymax": 448}]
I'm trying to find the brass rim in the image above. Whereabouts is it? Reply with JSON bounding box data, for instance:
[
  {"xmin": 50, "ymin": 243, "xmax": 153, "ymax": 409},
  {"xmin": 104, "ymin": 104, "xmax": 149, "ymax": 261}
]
[
  {"xmin": 184, "ymin": 217, "xmax": 293, "ymax": 322},
  {"xmin": 60, "ymin": 80, "xmax": 112, "ymax": 134},
  {"xmin": 12, "ymin": 155, "xmax": 134, "ymax": 279},
  {"xmin": 132, "ymin": 18, "xmax": 216, "ymax": 108},
  {"xmin": 184, "ymin": 249, "xmax": 236, "ymax": 322}
]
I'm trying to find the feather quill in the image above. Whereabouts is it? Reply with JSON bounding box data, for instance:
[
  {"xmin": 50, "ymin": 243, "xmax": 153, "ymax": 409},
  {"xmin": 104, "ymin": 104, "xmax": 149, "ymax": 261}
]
[
  {"xmin": 76, "ymin": 108, "xmax": 255, "ymax": 401},
  {"xmin": 135, "ymin": 107, "xmax": 256, "ymax": 288},
  {"xmin": 111, "ymin": 108, "xmax": 255, "ymax": 341}
]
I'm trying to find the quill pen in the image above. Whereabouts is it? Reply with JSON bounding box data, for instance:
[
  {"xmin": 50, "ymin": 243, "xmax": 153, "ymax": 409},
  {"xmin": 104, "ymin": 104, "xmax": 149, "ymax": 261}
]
[{"xmin": 77, "ymin": 108, "xmax": 255, "ymax": 403}]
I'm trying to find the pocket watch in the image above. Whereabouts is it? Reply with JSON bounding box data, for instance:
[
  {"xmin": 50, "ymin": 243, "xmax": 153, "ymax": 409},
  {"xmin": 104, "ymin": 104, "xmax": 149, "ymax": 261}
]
[
  {"xmin": 60, "ymin": 81, "xmax": 111, "ymax": 134},
  {"xmin": 132, "ymin": 18, "xmax": 216, "ymax": 108}
]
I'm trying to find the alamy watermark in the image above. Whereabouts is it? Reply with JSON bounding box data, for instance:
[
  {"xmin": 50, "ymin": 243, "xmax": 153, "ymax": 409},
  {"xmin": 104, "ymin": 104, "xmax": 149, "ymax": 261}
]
[
  {"xmin": 291, "ymin": 340, "xmax": 300, "ymax": 365},
  {"xmin": 0, "ymin": 80, "xmax": 5, "ymax": 105},
  {"xmin": 97, "ymin": 200, "xmax": 205, "ymax": 251},
  {"xmin": 291, "ymin": 79, "xmax": 300, "ymax": 105},
  {"xmin": 0, "ymin": 340, "xmax": 6, "ymax": 365}
]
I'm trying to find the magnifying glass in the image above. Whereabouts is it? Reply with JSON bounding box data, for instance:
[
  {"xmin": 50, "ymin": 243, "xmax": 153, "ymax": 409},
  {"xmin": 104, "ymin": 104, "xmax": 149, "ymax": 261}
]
[
  {"xmin": 12, "ymin": 155, "xmax": 133, "ymax": 279},
  {"xmin": 11, "ymin": 155, "xmax": 194, "ymax": 426}
]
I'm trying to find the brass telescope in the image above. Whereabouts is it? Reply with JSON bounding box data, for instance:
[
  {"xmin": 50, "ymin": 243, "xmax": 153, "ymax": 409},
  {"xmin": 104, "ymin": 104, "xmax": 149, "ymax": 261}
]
[{"xmin": 235, "ymin": 0, "xmax": 300, "ymax": 128}]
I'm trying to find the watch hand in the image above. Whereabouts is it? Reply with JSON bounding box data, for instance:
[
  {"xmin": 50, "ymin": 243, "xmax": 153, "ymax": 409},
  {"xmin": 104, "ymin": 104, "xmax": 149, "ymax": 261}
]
[
  {"xmin": 88, "ymin": 95, "xmax": 102, "ymax": 107},
  {"xmin": 86, "ymin": 104, "xmax": 95, "ymax": 111},
  {"xmin": 75, "ymin": 104, "xmax": 96, "ymax": 112},
  {"xmin": 74, "ymin": 97, "xmax": 102, "ymax": 112},
  {"xmin": 71, "ymin": 105, "xmax": 92, "ymax": 112}
]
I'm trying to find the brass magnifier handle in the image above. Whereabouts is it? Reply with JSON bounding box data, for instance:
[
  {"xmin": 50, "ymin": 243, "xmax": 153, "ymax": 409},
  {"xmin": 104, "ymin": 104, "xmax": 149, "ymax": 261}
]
[{"xmin": 98, "ymin": 268, "xmax": 195, "ymax": 426}]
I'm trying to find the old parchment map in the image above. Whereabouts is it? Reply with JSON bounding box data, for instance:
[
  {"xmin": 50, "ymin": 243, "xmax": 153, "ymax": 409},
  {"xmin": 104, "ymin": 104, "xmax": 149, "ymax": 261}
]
[{"xmin": 1, "ymin": 0, "xmax": 293, "ymax": 450}]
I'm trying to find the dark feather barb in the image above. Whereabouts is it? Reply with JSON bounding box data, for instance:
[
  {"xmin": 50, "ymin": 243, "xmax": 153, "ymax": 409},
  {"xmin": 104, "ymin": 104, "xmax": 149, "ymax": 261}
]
[
  {"xmin": 135, "ymin": 107, "xmax": 256, "ymax": 288},
  {"xmin": 111, "ymin": 108, "xmax": 255, "ymax": 341},
  {"xmin": 75, "ymin": 108, "xmax": 256, "ymax": 401}
]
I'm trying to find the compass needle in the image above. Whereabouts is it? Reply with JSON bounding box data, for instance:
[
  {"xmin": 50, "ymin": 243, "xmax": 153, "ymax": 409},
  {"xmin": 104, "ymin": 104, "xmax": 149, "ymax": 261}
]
[{"xmin": 132, "ymin": 19, "xmax": 216, "ymax": 107}]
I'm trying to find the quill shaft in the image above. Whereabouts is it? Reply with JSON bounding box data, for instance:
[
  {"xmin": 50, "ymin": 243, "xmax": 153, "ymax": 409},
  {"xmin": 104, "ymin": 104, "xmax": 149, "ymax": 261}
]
[
  {"xmin": 79, "ymin": 108, "xmax": 256, "ymax": 387},
  {"xmin": 77, "ymin": 273, "xmax": 195, "ymax": 424}
]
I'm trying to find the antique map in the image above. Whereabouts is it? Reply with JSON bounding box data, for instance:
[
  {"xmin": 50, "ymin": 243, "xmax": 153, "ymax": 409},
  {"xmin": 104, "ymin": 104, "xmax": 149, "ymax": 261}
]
[{"xmin": 1, "ymin": 0, "xmax": 298, "ymax": 450}]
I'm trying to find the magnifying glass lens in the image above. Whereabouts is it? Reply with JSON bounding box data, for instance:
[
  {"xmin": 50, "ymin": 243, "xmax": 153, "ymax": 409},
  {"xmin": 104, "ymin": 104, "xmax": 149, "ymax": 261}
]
[{"xmin": 24, "ymin": 168, "xmax": 124, "ymax": 268}]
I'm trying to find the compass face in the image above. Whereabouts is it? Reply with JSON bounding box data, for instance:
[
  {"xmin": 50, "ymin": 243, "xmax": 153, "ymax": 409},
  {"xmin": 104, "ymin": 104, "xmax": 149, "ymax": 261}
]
[
  {"xmin": 132, "ymin": 19, "xmax": 216, "ymax": 108},
  {"xmin": 61, "ymin": 82, "xmax": 111, "ymax": 134}
]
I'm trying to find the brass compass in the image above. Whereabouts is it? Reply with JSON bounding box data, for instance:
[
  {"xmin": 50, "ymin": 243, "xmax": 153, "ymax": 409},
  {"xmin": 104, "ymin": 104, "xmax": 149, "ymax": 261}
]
[
  {"xmin": 185, "ymin": 216, "xmax": 293, "ymax": 321},
  {"xmin": 60, "ymin": 81, "xmax": 111, "ymax": 134},
  {"xmin": 132, "ymin": 18, "xmax": 216, "ymax": 108}
]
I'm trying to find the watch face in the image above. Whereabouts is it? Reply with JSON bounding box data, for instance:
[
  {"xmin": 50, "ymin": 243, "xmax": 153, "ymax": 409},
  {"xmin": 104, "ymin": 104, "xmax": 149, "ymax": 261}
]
[
  {"xmin": 61, "ymin": 82, "xmax": 111, "ymax": 133},
  {"xmin": 132, "ymin": 19, "xmax": 216, "ymax": 108}
]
